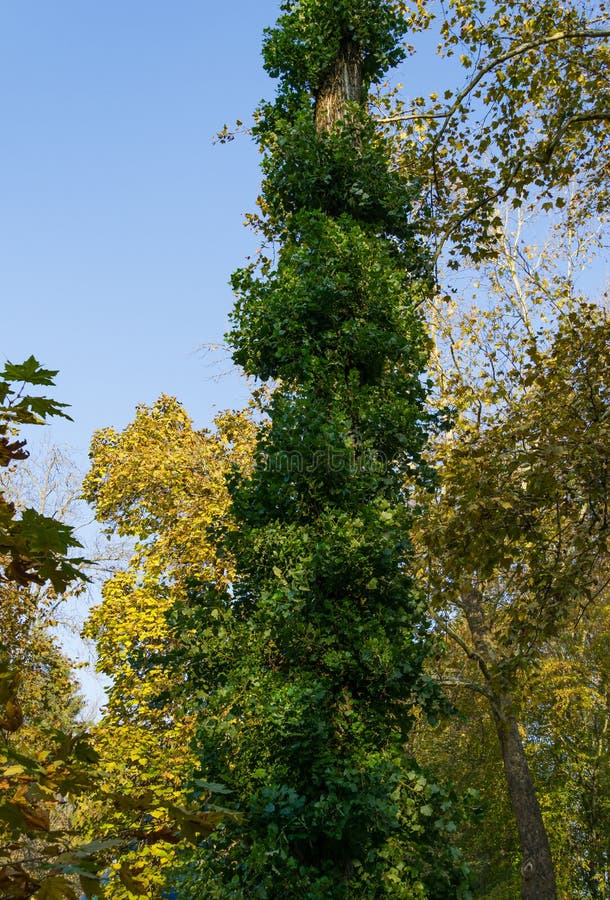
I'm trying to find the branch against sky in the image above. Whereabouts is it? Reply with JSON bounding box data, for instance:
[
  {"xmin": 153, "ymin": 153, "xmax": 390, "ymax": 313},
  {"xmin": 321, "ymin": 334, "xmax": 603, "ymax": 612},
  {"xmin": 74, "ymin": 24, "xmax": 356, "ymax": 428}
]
[{"xmin": 374, "ymin": 0, "xmax": 609, "ymax": 266}]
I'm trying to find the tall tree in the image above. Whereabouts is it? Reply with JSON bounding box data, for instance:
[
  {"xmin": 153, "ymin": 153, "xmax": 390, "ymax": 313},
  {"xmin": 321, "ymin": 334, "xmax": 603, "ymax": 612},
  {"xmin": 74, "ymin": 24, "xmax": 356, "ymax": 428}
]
[
  {"xmin": 174, "ymin": 2, "xmax": 472, "ymax": 896},
  {"xmin": 379, "ymin": 2, "xmax": 609, "ymax": 892},
  {"xmin": 415, "ymin": 223, "xmax": 609, "ymax": 900}
]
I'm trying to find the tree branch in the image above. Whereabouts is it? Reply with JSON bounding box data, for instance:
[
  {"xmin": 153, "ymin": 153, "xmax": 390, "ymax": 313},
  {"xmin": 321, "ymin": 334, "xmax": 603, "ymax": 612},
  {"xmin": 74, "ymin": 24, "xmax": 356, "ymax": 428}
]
[
  {"xmin": 381, "ymin": 29, "xmax": 610, "ymax": 145},
  {"xmin": 431, "ymin": 158, "xmax": 524, "ymax": 265},
  {"xmin": 430, "ymin": 610, "xmax": 490, "ymax": 674},
  {"xmin": 433, "ymin": 674, "xmax": 494, "ymax": 699},
  {"xmin": 376, "ymin": 111, "xmax": 447, "ymax": 124}
]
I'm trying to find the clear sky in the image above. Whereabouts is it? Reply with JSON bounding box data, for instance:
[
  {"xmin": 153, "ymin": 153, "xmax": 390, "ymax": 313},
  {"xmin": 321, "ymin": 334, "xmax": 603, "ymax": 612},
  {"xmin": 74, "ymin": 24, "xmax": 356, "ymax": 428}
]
[
  {"xmin": 2, "ymin": 3, "xmax": 604, "ymax": 464},
  {"xmin": 0, "ymin": 1, "xmax": 287, "ymax": 461}
]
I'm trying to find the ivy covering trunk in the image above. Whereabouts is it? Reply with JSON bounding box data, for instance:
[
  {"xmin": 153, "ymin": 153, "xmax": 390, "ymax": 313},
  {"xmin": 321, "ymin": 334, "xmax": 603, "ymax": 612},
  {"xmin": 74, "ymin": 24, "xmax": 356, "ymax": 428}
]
[{"xmin": 175, "ymin": 2, "xmax": 472, "ymax": 896}]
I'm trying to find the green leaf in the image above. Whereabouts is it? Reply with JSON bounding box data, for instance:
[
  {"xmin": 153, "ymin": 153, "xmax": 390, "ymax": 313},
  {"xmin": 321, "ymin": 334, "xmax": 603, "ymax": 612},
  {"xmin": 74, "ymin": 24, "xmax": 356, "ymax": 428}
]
[{"xmin": 2, "ymin": 356, "xmax": 59, "ymax": 387}]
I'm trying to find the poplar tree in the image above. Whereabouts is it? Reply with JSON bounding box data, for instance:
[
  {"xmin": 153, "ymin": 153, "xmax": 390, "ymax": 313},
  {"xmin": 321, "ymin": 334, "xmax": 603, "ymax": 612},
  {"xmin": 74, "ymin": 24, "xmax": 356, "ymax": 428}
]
[{"xmin": 178, "ymin": 2, "xmax": 471, "ymax": 896}]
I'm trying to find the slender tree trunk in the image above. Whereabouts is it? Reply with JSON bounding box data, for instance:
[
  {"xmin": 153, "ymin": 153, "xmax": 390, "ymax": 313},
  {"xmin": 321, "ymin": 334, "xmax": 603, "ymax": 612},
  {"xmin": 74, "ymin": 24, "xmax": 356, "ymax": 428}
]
[
  {"xmin": 492, "ymin": 695, "xmax": 558, "ymax": 900},
  {"xmin": 314, "ymin": 38, "xmax": 363, "ymax": 132},
  {"xmin": 461, "ymin": 590, "xmax": 557, "ymax": 898}
]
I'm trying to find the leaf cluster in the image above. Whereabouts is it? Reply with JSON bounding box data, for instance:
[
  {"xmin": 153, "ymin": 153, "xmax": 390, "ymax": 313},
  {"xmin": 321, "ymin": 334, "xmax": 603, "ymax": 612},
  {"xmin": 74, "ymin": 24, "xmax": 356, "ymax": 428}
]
[
  {"xmin": 231, "ymin": 210, "xmax": 429, "ymax": 385},
  {"xmin": 255, "ymin": 107, "xmax": 422, "ymax": 242},
  {"xmin": 423, "ymin": 303, "xmax": 609, "ymax": 664},
  {"xmin": 263, "ymin": 0, "xmax": 409, "ymax": 100},
  {"xmin": 0, "ymin": 359, "xmax": 84, "ymax": 593},
  {"xmin": 384, "ymin": 0, "xmax": 609, "ymax": 263}
]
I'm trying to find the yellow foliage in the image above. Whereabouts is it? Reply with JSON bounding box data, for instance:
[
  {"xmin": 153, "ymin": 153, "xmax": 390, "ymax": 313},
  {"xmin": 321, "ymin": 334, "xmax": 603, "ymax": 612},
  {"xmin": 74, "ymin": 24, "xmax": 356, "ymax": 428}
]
[{"xmin": 81, "ymin": 396, "xmax": 255, "ymax": 897}]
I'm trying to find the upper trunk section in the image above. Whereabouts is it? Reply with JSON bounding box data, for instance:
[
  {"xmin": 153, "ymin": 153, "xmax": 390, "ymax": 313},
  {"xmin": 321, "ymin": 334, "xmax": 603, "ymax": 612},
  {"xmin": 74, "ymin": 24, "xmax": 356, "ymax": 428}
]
[{"xmin": 314, "ymin": 38, "xmax": 363, "ymax": 132}]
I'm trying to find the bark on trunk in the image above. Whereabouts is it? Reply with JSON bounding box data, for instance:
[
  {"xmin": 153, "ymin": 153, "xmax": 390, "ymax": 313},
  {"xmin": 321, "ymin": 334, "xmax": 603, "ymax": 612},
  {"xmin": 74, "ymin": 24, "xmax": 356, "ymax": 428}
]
[
  {"xmin": 492, "ymin": 698, "xmax": 558, "ymax": 900},
  {"xmin": 314, "ymin": 38, "xmax": 363, "ymax": 132},
  {"xmin": 460, "ymin": 591, "xmax": 558, "ymax": 898}
]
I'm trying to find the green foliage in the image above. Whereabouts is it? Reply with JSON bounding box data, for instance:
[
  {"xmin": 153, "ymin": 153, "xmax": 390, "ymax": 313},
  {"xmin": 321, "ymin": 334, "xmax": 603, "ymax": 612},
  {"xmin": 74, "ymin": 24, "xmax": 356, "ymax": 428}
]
[
  {"xmin": 263, "ymin": 0, "xmax": 409, "ymax": 99},
  {"xmin": 0, "ymin": 357, "xmax": 71, "ymax": 426},
  {"xmin": 230, "ymin": 209, "xmax": 428, "ymax": 383},
  {"xmin": 174, "ymin": 3, "xmax": 473, "ymax": 896},
  {"xmin": 527, "ymin": 604, "xmax": 610, "ymax": 897},
  {"xmin": 0, "ymin": 358, "xmax": 85, "ymax": 592},
  {"xmin": 0, "ymin": 365, "xmax": 108, "ymax": 898},
  {"xmin": 411, "ymin": 684, "xmax": 521, "ymax": 899},
  {"xmin": 253, "ymin": 109, "xmax": 423, "ymax": 243}
]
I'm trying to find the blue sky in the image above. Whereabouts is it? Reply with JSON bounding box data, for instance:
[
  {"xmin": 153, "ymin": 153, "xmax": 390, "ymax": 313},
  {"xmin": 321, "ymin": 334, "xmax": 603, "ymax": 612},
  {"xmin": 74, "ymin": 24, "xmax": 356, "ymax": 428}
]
[
  {"xmin": 3, "ymin": 3, "xmax": 604, "ymax": 468},
  {"xmin": 0, "ymin": 1, "xmax": 285, "ymax": 459},
  {"xmin": 0, "ymin": 0, "xmax": 287, "ymax": 710}
]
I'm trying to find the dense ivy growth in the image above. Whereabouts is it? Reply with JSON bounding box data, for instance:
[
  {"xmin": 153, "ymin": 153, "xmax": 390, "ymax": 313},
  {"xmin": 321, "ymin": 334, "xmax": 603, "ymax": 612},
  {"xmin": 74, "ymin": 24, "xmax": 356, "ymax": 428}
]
[
  {"xmin": 262, "ymin": 0, "xmax": 409, "ymax": 99},
  {"xmin": 175, "ymin": 2, "xmax": 472, "ymax": 896}
]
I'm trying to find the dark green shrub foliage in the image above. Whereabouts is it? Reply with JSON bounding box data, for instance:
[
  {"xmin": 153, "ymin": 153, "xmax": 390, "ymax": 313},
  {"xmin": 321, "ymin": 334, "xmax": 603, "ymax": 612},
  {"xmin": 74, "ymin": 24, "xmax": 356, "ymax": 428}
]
[{"xmin": 175, "ymin": 1, "xmax": 473, "ymax": 896}]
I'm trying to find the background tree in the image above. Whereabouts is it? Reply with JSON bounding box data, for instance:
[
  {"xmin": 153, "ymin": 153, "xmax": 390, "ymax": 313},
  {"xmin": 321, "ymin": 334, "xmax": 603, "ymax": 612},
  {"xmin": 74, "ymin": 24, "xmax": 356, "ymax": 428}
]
[
  {"xmin": 409, "ymin": 198, "xmax": 609, "ymax": 899},
  {"xmin": 80, "ymin": 395, "xmax": 255, "ymax": 898},
  {"xmin": 378, "ymin": 5, "xmax": 607, "ymax": 890},
  {"xmin": 0, "ymin": 358, "xmax": 85, "ymax": 592},
  {"xmin": 527, "ymin": 604, "xmax": 610, "ymax": 897},
  {"xmin": 381, "ymin": 3, "xmax": 609, "ymax": 882},
  {"xmin": 411, "ymin": 597, "xmax": 610, "ymax": 898},
  {"xmin": 380, "ymin": 0, "xmax": 609, "ymax": 264},
  {"xmin": 410, "ymin": 662, "xmax": 520, "ymax": 898},
  {"xmin": 0, "ymin": 359, "xmax": 110, "ymax": 900}
]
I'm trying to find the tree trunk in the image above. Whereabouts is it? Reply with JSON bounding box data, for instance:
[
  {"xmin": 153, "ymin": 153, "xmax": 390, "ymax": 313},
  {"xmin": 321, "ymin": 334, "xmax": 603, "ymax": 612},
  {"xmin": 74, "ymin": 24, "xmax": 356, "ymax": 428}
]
[
  {"xmin": 461, "ymin": 591, "xmax": 558, "ymax": 898},
  {"xmin": 492, "ymin": 697, "xmax": 558, "ymax": 900},
  {"xmin": 314, "ymin": 38, "xmax": 363, "ymax": 132}
]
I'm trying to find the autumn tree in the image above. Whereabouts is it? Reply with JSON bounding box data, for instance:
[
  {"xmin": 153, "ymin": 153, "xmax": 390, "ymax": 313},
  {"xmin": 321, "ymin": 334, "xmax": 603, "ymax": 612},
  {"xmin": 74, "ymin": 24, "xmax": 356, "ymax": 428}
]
[
  {"xmin": 412, "ymin": 595, "xmax": 610, "ymax": 898},
  {"xmin": 379, "ymin": 0, "xmax": 609, "ymax": 264},
  {"xmin": 413, "ymin": 199, "xmax": 609, "ymax": 900},
  {"xmin": 170, "ymin": 2, "xmax": 473, "ymax": 896},
  {"xmin": 0, "ymin": 358, "xmax": 110, "ymax": 900},
  {"xmin": 80, "ymin": 396, "xmax": 255, "ymax": 898},
  {"xmin": 383, "ymin": 5, "xmax": 609, "ymax": 888},
  {"xmin": 526, "ymin": 603, "xmax": 610, "ymax": 897}
]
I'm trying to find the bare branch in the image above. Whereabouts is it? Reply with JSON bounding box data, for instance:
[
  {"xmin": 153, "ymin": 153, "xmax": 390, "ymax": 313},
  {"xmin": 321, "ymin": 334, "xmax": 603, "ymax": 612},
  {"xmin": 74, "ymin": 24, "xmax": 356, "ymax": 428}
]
[{"xmin": 376, "ymin": 112, "xmax": 447, "ymax": 124}]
